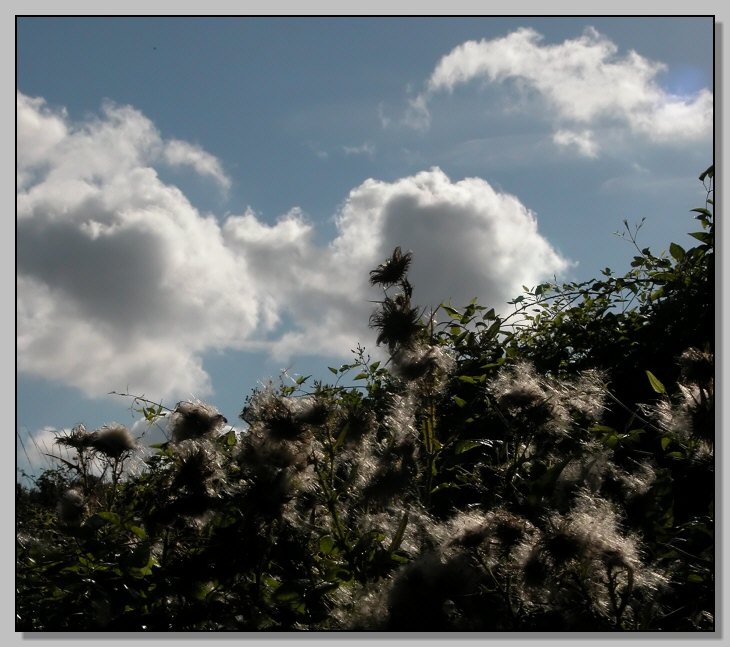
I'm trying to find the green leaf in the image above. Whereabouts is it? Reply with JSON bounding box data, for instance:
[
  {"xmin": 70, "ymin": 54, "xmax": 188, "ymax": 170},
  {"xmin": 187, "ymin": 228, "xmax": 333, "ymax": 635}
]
[
  {"xmin": 333, "ymin": 425, "xmax": 349, "ymax": 451},
  {"xmin": 319, "ymin": 535, "xmax": 337, "ymax": 555},
  {"xmin": 328, "ymin": 366, "xmax": 338, "ymax": 375},
  {"xmin": 272, "ymin": 582, "xmax": 302, "ymax": 603},
  {"xmin": 295, "ymin": 374, "xmax": 311, "ymax": 385},
  {"xmin": 458, "ymin": 375, "xmax": 476, "ymax": 384},
  {"xmin": 369, "ymin": 361, "xmax": 380, "ymax": 371},
  {"xmin": 661, "ymin": 436, "xmax": 672, "ymax": 451},
  {"xmin": 353, "ymin": 372, "xmax": 368, "ymax": 381},
  {"xmin": 688, "ymin": 231, "xmax": 711, "ymax": 244},
  {"xmin": 455, "ymin": 439, "xmax": 496, "ymax": 454},
  {"xmin": 128, "ymin": 525, "xmax": 146, "ymax": 539},
  {"xmin": 441, "ymin": 305, "xmax": 462, "ymax": 319},
  {"xmin": 452, "ymin": 395, "xmax": 467, "ymax": 408},
  {"xmin": 388, "ymin": 511, "xmax": 409, "ymax": 553},
  {"xmin": 646, "ymin": 370, "xmax": 667, "ymax": 395},
  {"xmin": 96, "ymin": 511, "xmax": 120, "ymax": 525},
  {"xmin": 698, "ymin": 165, "xmax": 713, "ymax": 181},
  {"xmin": 590, "ymin": 424, "xmax": 617, "ymax": 434},
  {"xmin": 669, "ymin": 242, "xmax": 686, "ymax": 262},
  {"xmin": 325, "ymin": 566, "xmax": 353, "ymax": 583},
  {"xmin": 485, "ymin": 319, "xmax": 501, "ymax": 339},
  {"xmin": 691, "ymin": 207, "xmax": 712, "ymax": 220}
]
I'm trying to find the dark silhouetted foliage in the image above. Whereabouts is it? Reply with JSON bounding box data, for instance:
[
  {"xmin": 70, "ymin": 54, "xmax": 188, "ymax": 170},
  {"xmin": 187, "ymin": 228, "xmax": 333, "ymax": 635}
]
[{"xmin": 16, "ymin": 167, "xmax": 714, "ymax": 632}]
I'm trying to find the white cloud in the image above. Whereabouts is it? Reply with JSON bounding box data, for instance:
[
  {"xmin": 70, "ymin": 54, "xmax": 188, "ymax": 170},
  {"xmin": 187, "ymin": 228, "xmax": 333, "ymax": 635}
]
[
  {"xmin": 553, "ymin": 129, "xmax": 598, "ymax": 158},
  {"xmin": 18, "ymin": 92, "xmax": 569, "ymax": 402},
  {"xmin": 16, "ymin": 94, "xmax": 68, "ymax": 189},
  {"xmin": 406, "ymin": 26, "xmax": 712, "ymax": 155},
  {"xmin": 343, "ymin": 142, "xmax": 376, "ymax": 158},
  {"xmin": 16, "ymin": 426, "xmax": 62, "ymax": 479},
  {"xmin": 164, "ymin": 139, "xmax": 231, "ymax": 191},
  {"xmin": 17, "ymin": 93, "xmax": 260, "ymax": 400},
  {"xmin": 253, "ymin": 168, "xmax": 571, "ymax": 361}
]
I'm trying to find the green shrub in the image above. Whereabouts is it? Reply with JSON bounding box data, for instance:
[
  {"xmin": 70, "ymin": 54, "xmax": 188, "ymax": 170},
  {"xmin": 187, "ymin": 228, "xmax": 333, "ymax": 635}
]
[{"xmin": 16, "ymin": 166, "xmax": 714, "ymax": 631}]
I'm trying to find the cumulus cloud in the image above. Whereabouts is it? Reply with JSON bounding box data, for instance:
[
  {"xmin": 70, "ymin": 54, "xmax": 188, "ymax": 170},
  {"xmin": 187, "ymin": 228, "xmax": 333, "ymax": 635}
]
[
  {"xmin": 163, "ymin": 139, "xmax": 231, "ymax": 191},
  {"xmin": 552, "ymin": 129, "xmax": 598, "ymax": 158},
  {"xmin": 231, "ymin": 168, "xmax": 570, "ymax": 361},
  {"xmin": 17, "ymin": 93, "xmax": 259, "ymax": 400},
  {"xmin": 18, "ymin": 92, "xmax": 569, "ymax": 401},
  {"xmin": 343, "ymin": 142, "xmax": 376, "ymax": 158},
  {"xmin": 404, "ymin": 26, "xmax": 712, "ymax": 154}
]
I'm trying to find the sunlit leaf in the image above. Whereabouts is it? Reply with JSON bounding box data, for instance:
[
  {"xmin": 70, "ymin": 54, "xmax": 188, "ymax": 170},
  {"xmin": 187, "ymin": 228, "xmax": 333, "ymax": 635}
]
[{"xmin": 646, "ymin": 370, "xmax": 667, "ymax": 394}]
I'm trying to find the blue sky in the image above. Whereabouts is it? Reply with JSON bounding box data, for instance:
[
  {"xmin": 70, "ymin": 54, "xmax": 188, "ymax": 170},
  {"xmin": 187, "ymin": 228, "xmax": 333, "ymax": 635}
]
[{"xmin": 16, "ymin": 16, "xmax": 714, "ymax": 480}]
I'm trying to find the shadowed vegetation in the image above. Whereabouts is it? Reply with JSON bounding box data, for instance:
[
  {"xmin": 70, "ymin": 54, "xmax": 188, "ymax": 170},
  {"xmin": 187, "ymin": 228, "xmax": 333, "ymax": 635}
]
[{"xmin": 16, "ymin": 167, "xmax": 714, "ymax": 631}]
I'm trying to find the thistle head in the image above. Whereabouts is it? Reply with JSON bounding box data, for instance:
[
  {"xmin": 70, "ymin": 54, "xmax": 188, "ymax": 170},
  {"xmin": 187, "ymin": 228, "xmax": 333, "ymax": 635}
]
[
  {"xmin": 55, "ymin": 424, "xmax": 95, "ymax": 451},
  {"xmin": 392, "ymin": 345, "xmax": 455, "ymax": 387},
  {"xmin": 57, "ymin": 488, "xmax": 86, "ymax": 526},
  {"xmin": 170, "ymin": 400, "xmax": 227, "ymax": 443},
  {"xmin": 369, "ymin": 295, "xmax": 423, "ymax": 352},
  {"xmin": 89, "ymin": 423, "xmax": 136, "ymax": 458},
  {"xmin": 678, "ymin": 347, "xmax": 714, "ymax": 388},
  {"xmin": 91, "ymin": 422, "xmax": 136, "ymax": 458},
  {"xmin": 172, "ymin": 439, "xmax": 223, "ymax": 496},
  {"xmin": 369, "ymin": 246, "xmax": 413, "ymax": 287}
]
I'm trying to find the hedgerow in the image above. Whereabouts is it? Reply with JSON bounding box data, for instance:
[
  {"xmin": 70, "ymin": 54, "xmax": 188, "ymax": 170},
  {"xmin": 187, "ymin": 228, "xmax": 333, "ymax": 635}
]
[{"xmin": 16, "ymin": 166, "xmax": 714, "ymax": 631}]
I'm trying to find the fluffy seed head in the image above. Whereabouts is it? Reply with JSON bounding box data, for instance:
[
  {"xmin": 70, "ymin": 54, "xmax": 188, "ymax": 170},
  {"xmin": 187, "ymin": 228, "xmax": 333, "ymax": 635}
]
[
  {"xmin": 57, "ymin": 488, "xmax": 86, "ymax": 526},
  {"xmin": 678, "ymin": 347, "xmax": 714, "ymax": 387},
  {"xmin": 491, "ymin": 361, "xmax": 565, "ymax": 429},
  {"xmin": 90, "ymin": 423, "xmax": 136, "ymax": 458},
  {"xmin": 170, "ymin": 401, "xmax": 227, "ymax": 443},
  {"xmin": 369, "ymin": 246, "xmax": 413, "ymax": 287},
  {"xmin": 369, "ymin": 295, "xmax": 423, "ymax": 351},
  {"xmin": 55, "ymin": 424, "xmax": 95, "ymax": 451},
  {"xmin": 172, "ymin": 439, "xmax": 223, "ymax": 495}
]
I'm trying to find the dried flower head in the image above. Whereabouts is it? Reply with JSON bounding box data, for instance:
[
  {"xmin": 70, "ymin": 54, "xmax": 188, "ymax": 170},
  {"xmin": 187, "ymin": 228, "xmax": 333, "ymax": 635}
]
[
  {"xmin": 445, "ymin": 510, "xmax": 492, "ymax": 549},
  {"xmin": 369, "ymin": 246, "xmax": 413, "ymax": 287},
  {"xmin": 57, "ymin": 488, "xmax": 86, "ymax": 526},
  {"xmin": 89, "ymin": 423, "xmax": 136, "ymax": 458},
  {"xmin": 494, "ymin": 365, "xmax": 557, "ymax": 426},
  {"xmin": 643, "ymin": 385, "xmax": 714, "ymax": 451},
  {"xmin": 241, "ymin": 387, "xmax": 319, "ymax": 441},
  {"xmin": 565, "ymin": 369, "xmax": 608, "ymax": 423},
  {"xmin": 522, "ymin": 549, "xmax": 551, "ymax": 588},
  {"xmin": 369, "ymin": 295, "xmax": 423, "ymax": 351},
  {"xmin": 55, "ymin": 424, "xmax": 96, "ymax": 451},
  {"xmin": 360, "ymin": 442, "xmax": 417, "ymax": 507},
  {"xmin": 172, "ymin": 439, "xmax": 223, "ymax": 496},
  {"xmin": 392, "ymin": 345, "xmax": 455, "ymax": 387},
  {"xmin": 338, "ymin": 405, "xmax": 376, "ymax": 448},
  {"xmin": 678, "ymin": 347, "xmax": 714, "ymax": 387},
  {"xmin": 290, "ymin": 396, "xmax": 330, "ymax": 426},
  {"xmin": 490, "ymin": 361, "xmax": 577, "ymax": 435},
  {"xmin": 240, "ymin": 427, "xmax": 311, "ymax": 473},
  {"xmin": 170, "ymin": 401, "xmax": 227, "ymax": 443}
]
